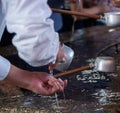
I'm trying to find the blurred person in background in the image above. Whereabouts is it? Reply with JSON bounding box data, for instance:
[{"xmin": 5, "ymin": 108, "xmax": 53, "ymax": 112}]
[
  {"xmin": 80, "ymin": 0, "xmax": 120, "ymax": 12},
  {"xmin": 111, "ymin": 0, "xmax": 120, "ymax": 7},
  {"xmin": 70, "ymin": 0, "xmax": 110, "ymax": 15},
  {"xmin": 69, "ymin": 0, "xmax": 120, "ymax": 28}
]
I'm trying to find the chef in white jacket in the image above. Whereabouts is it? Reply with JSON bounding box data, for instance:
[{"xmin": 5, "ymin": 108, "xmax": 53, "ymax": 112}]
[{"xmin": 0, "ymin": 0, "xmax": 67, "ymax": 95}]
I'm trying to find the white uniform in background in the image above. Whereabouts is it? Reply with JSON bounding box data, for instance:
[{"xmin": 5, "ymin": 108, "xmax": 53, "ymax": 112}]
[{"xmin": 0, "ymin": 0, "xmax": 59, "ymax": 80}]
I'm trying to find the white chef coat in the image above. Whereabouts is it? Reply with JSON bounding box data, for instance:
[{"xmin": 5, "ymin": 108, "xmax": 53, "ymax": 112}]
[{"xmin": 0, "ymin": 0, "xmax": 59, "ymax": 80}]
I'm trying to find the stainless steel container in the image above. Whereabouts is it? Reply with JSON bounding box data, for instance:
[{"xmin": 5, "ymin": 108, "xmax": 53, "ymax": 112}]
[{"xmin": 104, "ymin": 12, "xmax": 120, "ymax": 27}]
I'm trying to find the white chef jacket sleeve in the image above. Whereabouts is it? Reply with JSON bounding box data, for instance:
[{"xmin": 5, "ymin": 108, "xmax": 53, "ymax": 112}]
[
  {"xmin": 4, "ymin": 0, "xmax": 59, "ymax": 67},
  {"xmin": 0, "ymin": 56, "xmax": 11, "ymax": 80}
]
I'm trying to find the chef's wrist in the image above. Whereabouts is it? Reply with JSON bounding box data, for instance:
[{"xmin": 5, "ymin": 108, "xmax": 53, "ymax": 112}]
[{"xmin": 5, "ymin": 64, "xmax": 30, "ymax": 89}]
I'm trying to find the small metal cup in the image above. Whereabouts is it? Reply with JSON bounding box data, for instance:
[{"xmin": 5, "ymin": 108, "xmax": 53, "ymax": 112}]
[
  {"xmin": 55, "ymin": 44, "xmax": 74, "ymax": 72},
  {"xmin": 94, "ymin": 56, "xmax": 115, "ymax": 72}
]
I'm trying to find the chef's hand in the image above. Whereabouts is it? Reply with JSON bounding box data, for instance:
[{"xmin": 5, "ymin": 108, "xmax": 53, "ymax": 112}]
[
  {"xmin": 5, "ymin": 64, "xmax": 67, "ymax": 96},
  {"xmin": 98, "ymin": 5, "xmax": 110, "ymax": 13},
  {"xmin": 111, "ymin": 0, "xmax": 120, "ymax": 7},
  {"xmin": 27, "ymin": 72, "xmax": 67, "ymax": 95}
]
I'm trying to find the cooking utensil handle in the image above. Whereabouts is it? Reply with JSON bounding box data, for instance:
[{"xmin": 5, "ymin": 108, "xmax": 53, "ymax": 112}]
[
  {"xmin": 54, "ymin": 65, "xmax": 91, "ymax": 78},
  {"xmin": 52, "ymin": 8, "xmax": 102, "ymax": 19}
]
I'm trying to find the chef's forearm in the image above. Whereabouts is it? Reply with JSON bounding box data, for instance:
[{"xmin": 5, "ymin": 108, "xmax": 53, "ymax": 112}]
[{"xmin": 5, "ymin": 64, "xmax": 31, "ymax": 89}]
